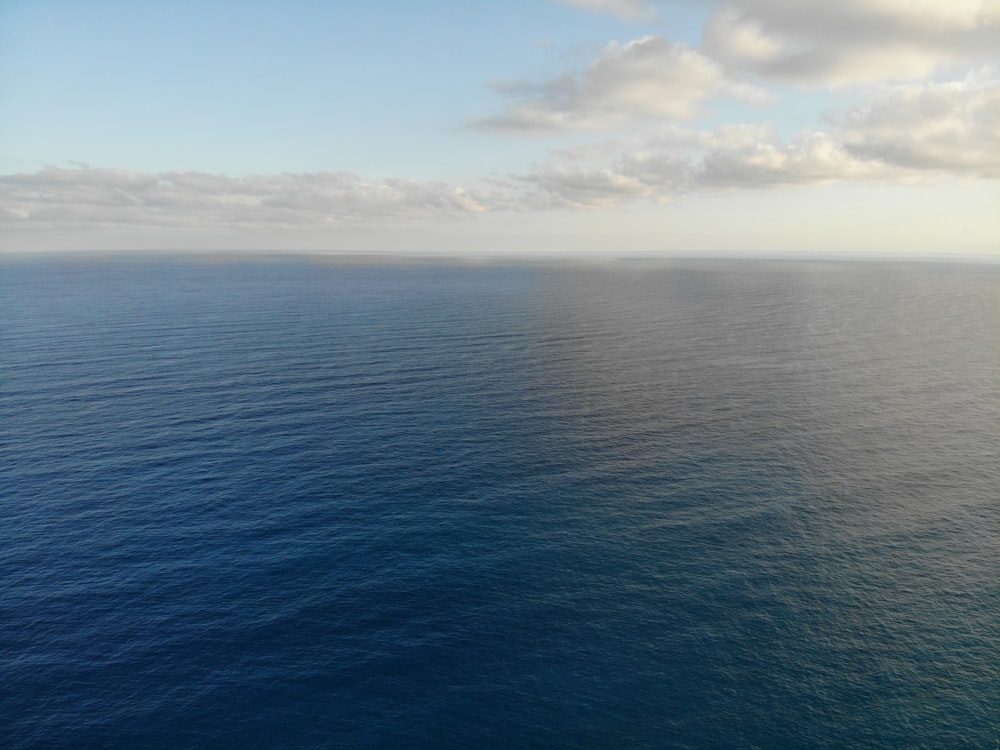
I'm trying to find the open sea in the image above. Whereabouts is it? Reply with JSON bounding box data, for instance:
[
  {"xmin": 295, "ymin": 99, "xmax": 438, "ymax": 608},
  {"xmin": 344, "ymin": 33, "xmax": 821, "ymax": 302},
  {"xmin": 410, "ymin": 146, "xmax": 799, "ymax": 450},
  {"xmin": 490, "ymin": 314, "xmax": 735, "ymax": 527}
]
[{"xmin": 2, "ymin": 255, "xmax": 998, "ymax": 749}]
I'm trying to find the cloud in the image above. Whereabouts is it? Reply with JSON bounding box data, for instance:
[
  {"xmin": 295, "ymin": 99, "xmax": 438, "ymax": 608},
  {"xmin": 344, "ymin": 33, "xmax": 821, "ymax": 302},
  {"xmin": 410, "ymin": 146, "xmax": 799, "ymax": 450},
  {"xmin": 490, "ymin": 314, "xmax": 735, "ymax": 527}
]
[
  {"xmin": 514, "ymin": 72, "xmax": 1000, "ymax": 206},
  {"xmin": 519, "ymin": 164, "xmax": 659, "ymax": 209},
  {"xmin": 473, "ymin": 36, "xmax": 775, "ymax": 133},
  {"xmin": 553, "ymin": 0, "xmax": 657, "ymax": 22},
  {"xmin": 694, "ymin": 130, "xmax": 894, "ymax": 187},
  {"xmin": 522, "ymin": 125, "xmax": 891, "ymax": 207},
  {"xmin": 838, "ymin": 72, "xmax": 1000, "ymax": 176},
  {"xmin": 0, "ymin": 168, "xmax": 509, "ymax": 231},
  {"xmin": 703, "ymin": 0, "xmax": 1000, "ymax": 85},
  {"xmin": 4, "ymin": 73, "xmax": 995, "ymax": 232},
  {"xmin": 477, "ymin": 1, "xmax": 1000, "ymax": 141}
]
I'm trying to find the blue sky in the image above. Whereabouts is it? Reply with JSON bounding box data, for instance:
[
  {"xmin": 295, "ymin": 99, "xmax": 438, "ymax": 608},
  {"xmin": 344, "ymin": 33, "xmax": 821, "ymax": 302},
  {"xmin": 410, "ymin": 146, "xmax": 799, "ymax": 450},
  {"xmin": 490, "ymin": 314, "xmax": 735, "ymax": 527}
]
[
  {"xmin": 2, "ymin": 0, "xmax": 998, "ymax": 256},
  {"xmin": 1, "ymin": 1, "xmax": 708, "ymax": 179}
]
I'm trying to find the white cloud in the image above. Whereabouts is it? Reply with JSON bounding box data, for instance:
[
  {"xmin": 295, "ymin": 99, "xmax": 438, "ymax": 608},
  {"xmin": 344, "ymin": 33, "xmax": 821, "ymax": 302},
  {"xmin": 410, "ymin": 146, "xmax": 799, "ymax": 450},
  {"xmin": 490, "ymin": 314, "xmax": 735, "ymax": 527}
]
[
  {"xmin": 704, "ymin": 0, "xmax": 1000, "ymax": 86},
  {"xmin": 514, "ymin": 72, "xmax": 1000, "ymax": 205},
  {"xmin": 695, "ymin": 130, "xmax": 894, "ymax": 187},
  {"xmin": 4, "ymin": 73, "xmax": 996, "ymax": 232},
  {"xmin": 521, "ymin": 125, "xmax": 892, "ymax": 207},
  {"xmin": 520, "ymin": 163, "xmax": 658, "ymax": 209},
  {"xmin": 474, "ymin": 36, "xmax": 775, "ymax": 133},
  {"xmin": 553, "ymin": 0, "xmax": 657, "ymax": 22}
]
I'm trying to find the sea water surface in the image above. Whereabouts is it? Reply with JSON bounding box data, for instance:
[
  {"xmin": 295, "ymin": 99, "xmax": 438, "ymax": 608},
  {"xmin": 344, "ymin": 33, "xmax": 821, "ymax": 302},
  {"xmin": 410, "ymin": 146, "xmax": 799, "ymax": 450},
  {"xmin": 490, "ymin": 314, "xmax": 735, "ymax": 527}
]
[{"xmin": 2, "ymin": 255, "xmax": 998, "ymax": 748}]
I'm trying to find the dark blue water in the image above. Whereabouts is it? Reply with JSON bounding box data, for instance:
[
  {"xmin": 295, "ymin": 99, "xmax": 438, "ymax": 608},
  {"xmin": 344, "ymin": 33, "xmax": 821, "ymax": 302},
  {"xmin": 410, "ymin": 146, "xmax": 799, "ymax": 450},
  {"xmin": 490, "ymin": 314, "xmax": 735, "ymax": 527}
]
[{"xmin": 2, "ymin": 255, "xmax": 998, "ymax": 749}]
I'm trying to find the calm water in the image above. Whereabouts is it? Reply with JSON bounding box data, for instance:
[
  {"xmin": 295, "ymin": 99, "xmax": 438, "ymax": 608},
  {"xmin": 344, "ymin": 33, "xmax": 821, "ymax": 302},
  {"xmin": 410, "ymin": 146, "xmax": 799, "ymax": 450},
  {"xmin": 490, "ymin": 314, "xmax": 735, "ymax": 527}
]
[{"xmin": 2, "ymin": 256, "xmax": 998, "ymax": 749}]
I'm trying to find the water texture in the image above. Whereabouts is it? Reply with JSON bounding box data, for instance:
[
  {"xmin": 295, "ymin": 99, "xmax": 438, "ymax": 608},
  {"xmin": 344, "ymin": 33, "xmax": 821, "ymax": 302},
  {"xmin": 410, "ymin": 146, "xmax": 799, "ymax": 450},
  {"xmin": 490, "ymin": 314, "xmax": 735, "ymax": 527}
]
[{"xmin": 2, "ymin": 256, "xmax": 998, "ymax": 748}]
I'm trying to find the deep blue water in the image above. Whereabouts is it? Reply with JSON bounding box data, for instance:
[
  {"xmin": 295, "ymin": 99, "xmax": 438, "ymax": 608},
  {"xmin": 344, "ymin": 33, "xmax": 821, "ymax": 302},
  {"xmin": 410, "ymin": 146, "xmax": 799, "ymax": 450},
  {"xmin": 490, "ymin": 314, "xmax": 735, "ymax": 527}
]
[{"xmin": 2, "ymin": 255, "xmax": 998, "ymax": 749}]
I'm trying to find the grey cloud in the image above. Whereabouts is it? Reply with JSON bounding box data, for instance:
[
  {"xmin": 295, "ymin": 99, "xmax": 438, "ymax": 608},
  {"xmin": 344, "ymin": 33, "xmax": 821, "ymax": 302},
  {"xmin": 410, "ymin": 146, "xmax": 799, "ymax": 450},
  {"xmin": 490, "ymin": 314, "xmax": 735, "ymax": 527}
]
[{"xmin": 473, "ymin": 36, "xmax": 775, "ymax": 134}]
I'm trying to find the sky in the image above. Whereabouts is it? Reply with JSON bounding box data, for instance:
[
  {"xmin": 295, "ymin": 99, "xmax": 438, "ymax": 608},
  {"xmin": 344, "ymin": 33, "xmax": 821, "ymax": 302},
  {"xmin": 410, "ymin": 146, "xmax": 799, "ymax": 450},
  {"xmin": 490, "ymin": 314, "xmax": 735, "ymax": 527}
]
[{"xmin": 1, "ymin": 0, "xmax": 998, "ymax": 257}]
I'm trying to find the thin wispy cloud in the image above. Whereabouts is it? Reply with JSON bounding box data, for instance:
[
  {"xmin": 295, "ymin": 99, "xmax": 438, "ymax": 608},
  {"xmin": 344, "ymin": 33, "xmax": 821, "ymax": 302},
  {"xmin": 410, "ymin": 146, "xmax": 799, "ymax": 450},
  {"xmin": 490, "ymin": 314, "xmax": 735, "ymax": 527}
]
[{"xmin": 0, "ymin": 168, "xmax": 511, "ymax": 231}]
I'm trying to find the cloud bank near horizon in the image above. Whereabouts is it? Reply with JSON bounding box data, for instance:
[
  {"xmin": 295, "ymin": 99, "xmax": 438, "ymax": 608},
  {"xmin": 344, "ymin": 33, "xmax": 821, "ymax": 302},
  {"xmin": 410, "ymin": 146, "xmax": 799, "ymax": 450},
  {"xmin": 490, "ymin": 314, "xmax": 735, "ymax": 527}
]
[
  {"xmin": 0, "ymin": 168, "xmax": 509, "ymax": 230},
  {"xmin": 3, "ymin": 74, "xmax": 996, "ymax": 230},
  {"xmin": 1, "ymin": 0, "xmax": 997, "ymax": 249}
]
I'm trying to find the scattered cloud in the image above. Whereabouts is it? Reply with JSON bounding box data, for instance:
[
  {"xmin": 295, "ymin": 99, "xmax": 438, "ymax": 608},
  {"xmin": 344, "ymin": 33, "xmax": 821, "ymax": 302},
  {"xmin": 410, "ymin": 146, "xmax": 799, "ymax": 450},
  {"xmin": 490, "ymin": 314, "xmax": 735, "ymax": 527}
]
[
  {"xmin": 703, "ymin": 0, "xmax": 1000, "ymax": 86},
  {"xmin": 516, "ymin": 72, "xmax": 1000, "ymax": 205},
  {"xmin": 3, "ymin": 72, "xmax": 996, "ymax": 231},
  {"xmin": 473, "ymin": 36, "xmax": 775, "ymax": 133},
  {"xmin": 553, "ymin": 0, "xmax": 658, "ymax": 22},
  {"xmin": 479, "ymin": 1, "xmax": 1000, "ymax": 142}
]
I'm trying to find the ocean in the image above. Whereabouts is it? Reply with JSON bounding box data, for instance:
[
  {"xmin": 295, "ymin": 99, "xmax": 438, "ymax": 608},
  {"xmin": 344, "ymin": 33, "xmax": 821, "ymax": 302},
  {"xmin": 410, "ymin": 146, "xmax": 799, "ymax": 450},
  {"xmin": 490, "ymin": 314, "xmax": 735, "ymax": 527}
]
[{"xmin": 2, "ymin": 255, "xmax": 998, "ymax": 749}]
